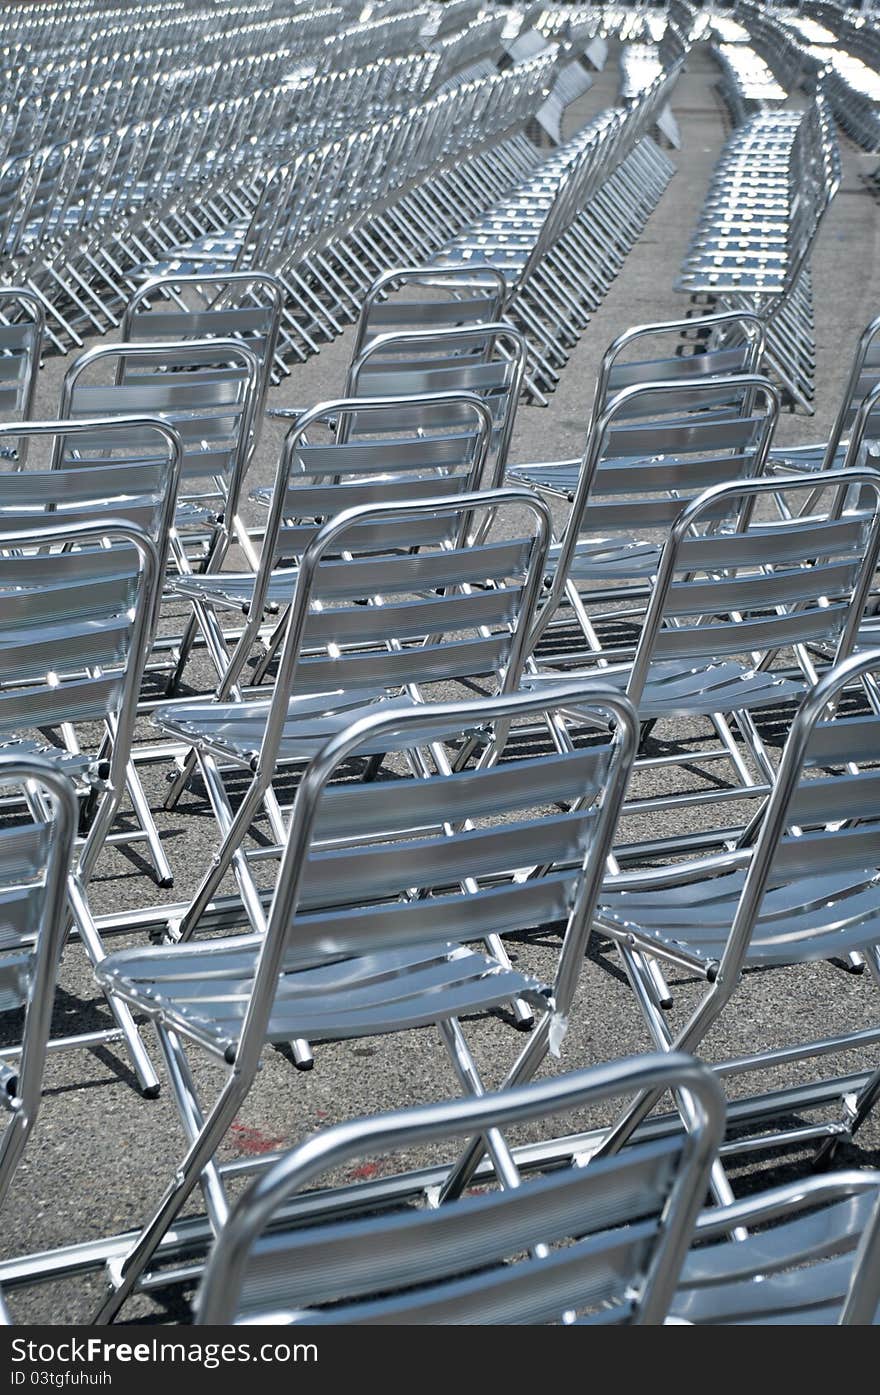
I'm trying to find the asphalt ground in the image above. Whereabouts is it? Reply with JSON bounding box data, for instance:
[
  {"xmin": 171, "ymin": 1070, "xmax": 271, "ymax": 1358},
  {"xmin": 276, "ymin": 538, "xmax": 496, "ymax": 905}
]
[{"xmin": 3, "ymin": 43, "xmax": 880, "ymax": 1324}]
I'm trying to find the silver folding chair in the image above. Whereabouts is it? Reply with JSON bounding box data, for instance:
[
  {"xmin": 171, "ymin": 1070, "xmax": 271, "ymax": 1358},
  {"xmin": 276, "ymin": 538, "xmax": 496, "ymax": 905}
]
[
  {"xmin": 0, "ymin": 287, "xmax": 43, "ymax": 468},
  {"xmin": 671, "ymin": 1171, "xmax": 880, "ymax": 1325},
  {"xmin": 350, "ymin": 264, "xmax": 508, "ymax": 362},
  {"xmin": 196, "ymin": 1052, "xmax": 723, "ymax": 1326},
  {"xmin": 120, "ymin": 270, "xmax": 285, "ymax": 436},
  {"xmin": 164, "ymin": 390, "xmax": 496, "ymax": 696},
  {"xmin": 528, "ymin": 469, "xmax": 880, "ymax": 860},
  {"xmin": 153, "ymin": 486, "xmax": 552, "ymax": 963},
  {"xmin": 92, "ymin": 678, "xmax": 638, "ymax": 1321},
  {"xmin": 345, "ymin": 323, "xmax": 527, "ymax": 492},
  {"xmin": 513, "ymin": 372, "xmax": 780, "ymax": 665},
  {"xmin": 0, "ymin": 755, "xmax": 76, "ymax": 1211},
  {"xmin": 770, "ymin": 315, "xmax": 880, "ymax": 478},
  {"xmin": 57, "ymin": 337, "xmax": 261, "ymax": 572},
  {"xmin": 507, "ymin": 306, "xmax": 766, "ymax": 504},
  {"xmin": 588, "ymin": 309, "xmax": 766, "ymax": 431},
  {"xmin": 2, "ymin": 415, "xmax": 183, "ymax": 889},
  {"xmin": 0, "ymin": 511, "xmax": 161, "ymax": 1095},
  {"xmin": 592, "ymin": 645, "xmax": 880, "ymax": 1164},
  {"xmin": 270, "ymin": 276, "xmax": 515, "ymax": 423}
]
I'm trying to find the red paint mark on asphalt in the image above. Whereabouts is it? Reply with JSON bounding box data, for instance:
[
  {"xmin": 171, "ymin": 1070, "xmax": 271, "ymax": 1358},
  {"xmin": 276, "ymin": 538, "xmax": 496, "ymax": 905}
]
[
  {"xmin": 347, "ymin": 1162, "xmax": 381, "ymax": 1180},
  {"xmin": 230, "ymin": 1121, "xmax": 286, "ymax": 1156}
]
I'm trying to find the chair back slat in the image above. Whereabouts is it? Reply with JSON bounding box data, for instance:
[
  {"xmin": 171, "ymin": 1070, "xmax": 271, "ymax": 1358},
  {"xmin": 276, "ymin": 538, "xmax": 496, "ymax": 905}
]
[
  {"xmin": 196, "ymin": 1052, "xmax": 724, "ymax": 1327},
  {"xmin": 238, "ymin": 1144, "xmax": 681, "ymax": 1324}
]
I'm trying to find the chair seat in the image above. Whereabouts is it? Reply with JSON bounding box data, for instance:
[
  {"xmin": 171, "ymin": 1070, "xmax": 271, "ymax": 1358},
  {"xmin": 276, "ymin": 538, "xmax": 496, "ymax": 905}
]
[
  {"xmin": 154, "ymin": 689, "xmax": 411, "ymax": 762},
  {"xmin": 671, "ymin": 1193, "xmax": 879, "ymax": 1324},
  {"xmin": 97, "ymin": 936, "xmax": 547, "ymax": 1056},
  {"xmin": 175, "ymin": 499, "xmax": 221, "ymax": 529},
  {"xmin": 507, "ymin": 459, "xmax": 581, "ymax": 498},
  {"xmin": 0, "ymin": 737, "xmax": 94, "ymax": 783},
  {"xmin": 769, "ymin": 442, "xmax": 841, "ymax": 474},
  {"xmin": 597, "ymin": 863, "xmax": 880, "ymax": 966},
  {"xmin": 168, "ymin": 567, "xmax": 298, "ymax": 612},
  {"xmin": 858, "ymin": 615, "xmax": 880, "ymax": 648},
  {"xmin": 526, "ymin": 660, "xmax": 804, "ymax": 719},
  {"xmin": 550, "ymin": 536, "xmax": 661, "ymax": 583}
]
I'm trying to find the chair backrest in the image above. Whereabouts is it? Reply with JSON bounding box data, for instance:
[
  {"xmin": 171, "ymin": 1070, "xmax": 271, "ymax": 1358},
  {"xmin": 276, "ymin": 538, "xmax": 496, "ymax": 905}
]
[
  {"xmin": 57, "ymin": 338, "xmax": 260, "ymax": 522},
  {"xmin": 226, "ymin": 390, "xmax": 495, "ymax": 693},
  {"xmin": 223, "ymin": 678, "xmax": 639, "ymax": 1102},
  {"xmin": 594, "ymin": 311, "xmax": 766, "ymax": 424},
  {"xmin": 0, "ymin": 518, "xmax": 157, "ymax": 881},
  {"xmin": 197, "ymin": 1050, "xmax": 724, "ymax": 1325},
  {"xmin": 542, "ymin": 374, "xmax": 780, "ymax": 636},
  {"xmin": 626, "ymin": 470, "xmax": 880, "ymax": 708},
  {"xmin": 0, "ymin": 755, "xmax": 76, "ymax": 1211},
  {"xmin": 676, "ymin": 1169, "xmax": 880, "ymax": 1325},
  {"xmin": 351, "ymin": 265, "xmax": 508, "ymax": 361},
  {"xmin": 345, "ymin": 323, "xmax": 526, "ymax": 488},
  {"xmin": 0, "ymin": 414, "xmax": 181, "ymax": 624},
  {"xmin": 252, "ymin": 488, "xmax": 552, "ymax": 772},
  {"xmin": 709, "ymin": 645, "xmax": 880, "ymax": 985},
  {"xmin": 820, "ymin": 315, "xmax": 880, "ymax": 470},
  {"xmin": 120, "ymin": 270, "xmax": 284, "ymax": 432},
  {"xmin": 0, "ymin": 288, "xmax": 45, "ymax": 470}
]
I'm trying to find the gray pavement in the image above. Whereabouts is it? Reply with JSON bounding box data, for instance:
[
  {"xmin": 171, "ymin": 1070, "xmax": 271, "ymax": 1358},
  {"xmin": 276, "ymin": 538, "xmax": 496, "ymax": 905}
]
[{"xmin": 3, "ymin": 44, "xmax": 880, "ymax": 1325}]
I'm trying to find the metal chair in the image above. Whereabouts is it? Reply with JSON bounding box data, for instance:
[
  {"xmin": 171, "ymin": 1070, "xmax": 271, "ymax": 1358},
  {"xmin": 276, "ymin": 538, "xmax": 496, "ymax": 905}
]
[
  {"xmin": 163, "ymin": 390, "xmax": 496, "ymax": 696},
  {"xmin": 343, "ymin": 323, "xmax": 526, "ymax": 492},
  {"xmin": 120, "ymin": 270, "xmax": 285, "ymax": 436},
  {"xmin": 769, "ymin": 315, "xmax": 880, "ymax": 478},
  {"xmin": 592, "ymin": 646, "xmax": 880, "ymax": 1163},
  {"xmin": 57, "ymin": 337, "xmax": 261, "ymax": 572},
  {"xmin": 152, "ymin": 486, "xmax": 552, "ymax": 949},
  {"xmin": 671, "ymin": 1171, "xmax": 880, "ymax": 1325},
  {"xmin": 350, "ymin": 265, "xmax": 508, "ymax": 362},
  {"xmin": 92, "ymin": 679, "xmax": 638, "ymax": 1321},
  {"xmin": 508, "ymin": 307, "xmax": 766, "ymax": 506},
  {"xmin": 587, "ymin": 309, "xmax": 766, "ymax": 432},
  {"xmin": 0, "ymin": 288, "xmax": 44, "ymax": 468},
  {"xmin": 528, "ymin": 469, "xmax": 880, "ymax": 861},
  {"xmin": 0, "ymin": 756, "xmax": 76, "ymax": 1212},
  {"xmin": 512, "ymin": 372, "xmax": 780, "ymax": 666},
  {"xmin": 0, "ymin": 516, "xmax": 161, "ymax": 1095},
  {"xmin": 271, "ymin": 293, "xmax": 523, "ymax": 432},
  {"xmin": 196, "ymin": 1052, "xmax": 723, "ymax": 1326},
  {"xmin": 1, "ymin": 415, "xmax": 183, "ymax": 889}
]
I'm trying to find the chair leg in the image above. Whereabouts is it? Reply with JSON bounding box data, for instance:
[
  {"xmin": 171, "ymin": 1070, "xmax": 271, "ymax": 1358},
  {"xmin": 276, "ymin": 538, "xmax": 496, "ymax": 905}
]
[
  {"xmin": 607, "ymin": 945, "xmax": 743, "ymax": 1223},
  {"xmin": 165, "ymin": 610, "xmax": 199, "ymax": 696},
  {"xmin": 437, "ymin": 1018, "xmax": 524, "ymax": 1194},
  {"xmin": 158, "ymin": 1026, "xmax": 229, "ymax": 1230},
  {"xmin": 174, "ymin": 756, "xmax": 268, "ymax": 941},
  {"xmin": 67, "ymin": 877, "xmax": 161, "ymax": 1098},
  {"xmin": 93, "ymin": 1069, "xmax": 249, "ymax": 1324},
  {"xmin": 125, "ymin": 759, "xmax": 174, "ymax": 888},
  {"xmin": 163, "ymin": 748, "xmax": 198, "ymax": 811},
  {"xmin": 816, "ymin": 945, "xmax": 880, "ymax": 1163},
  {"xmin": 251, "ymin": 611, "xmax": 288, "ymax": 685},
  {"xmin": 437, "ymin": 1013, "xmax": 554, "ymax": 1204}
]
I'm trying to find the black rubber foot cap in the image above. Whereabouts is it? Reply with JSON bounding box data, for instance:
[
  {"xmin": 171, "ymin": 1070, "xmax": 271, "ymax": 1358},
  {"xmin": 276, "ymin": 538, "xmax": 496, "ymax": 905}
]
[
  {"xmin": 294, "ymin": 1058, "xmax": 315, "ymax": 1071},
  {"xmin": 514, "ymin": 1018, "xmax": 535, "ymax": 1033},
  {"xmin": 142, "ymin": 1084, "xmax": 161, "ymax": 1100},
  {"xmin": 158, "ymin": 876, "xmax": 174, "ymax": 889}
]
